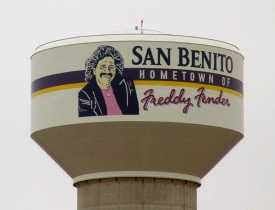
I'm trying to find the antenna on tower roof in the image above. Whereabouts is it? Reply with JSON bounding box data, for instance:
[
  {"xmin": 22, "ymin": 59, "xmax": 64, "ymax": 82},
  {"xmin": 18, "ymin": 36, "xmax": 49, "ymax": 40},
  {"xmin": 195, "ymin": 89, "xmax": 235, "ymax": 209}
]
[
  {"xmin": 135, "ymin": 19, "xmax": 144, "ymax": 34},
  {"xmin": 135, "ymin": 19, "xmax": 166, "ymax": 34}
]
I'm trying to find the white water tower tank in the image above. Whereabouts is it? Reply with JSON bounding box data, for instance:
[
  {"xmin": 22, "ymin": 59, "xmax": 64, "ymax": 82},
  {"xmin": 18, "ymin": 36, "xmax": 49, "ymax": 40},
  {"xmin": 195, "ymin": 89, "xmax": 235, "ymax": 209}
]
[{"xmin": 31, "ymin": 34, "xmax": 244, "ymax": 210}]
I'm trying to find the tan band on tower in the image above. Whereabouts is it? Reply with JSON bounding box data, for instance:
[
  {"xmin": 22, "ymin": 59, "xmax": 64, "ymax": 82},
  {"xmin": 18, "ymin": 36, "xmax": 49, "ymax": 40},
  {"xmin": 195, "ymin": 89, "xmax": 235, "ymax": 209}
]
[{"xmin": 73, "ymin": 171, "xmax": 201, "ymax": 185}]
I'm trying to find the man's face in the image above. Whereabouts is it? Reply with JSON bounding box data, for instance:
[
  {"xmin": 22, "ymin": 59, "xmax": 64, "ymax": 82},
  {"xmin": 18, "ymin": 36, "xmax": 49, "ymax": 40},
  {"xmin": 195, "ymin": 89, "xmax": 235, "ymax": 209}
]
[{"xmin": 94, "ymin": 56, "xmax": 116, "ymax": 89}]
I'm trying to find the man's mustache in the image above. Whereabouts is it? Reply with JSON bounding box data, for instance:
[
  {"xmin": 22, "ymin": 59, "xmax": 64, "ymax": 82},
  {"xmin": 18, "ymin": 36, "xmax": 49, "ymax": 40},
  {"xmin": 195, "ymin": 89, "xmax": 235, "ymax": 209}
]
[{"xmin": 100, "ymin": 73, "xmax": 113, "ymax": 77}]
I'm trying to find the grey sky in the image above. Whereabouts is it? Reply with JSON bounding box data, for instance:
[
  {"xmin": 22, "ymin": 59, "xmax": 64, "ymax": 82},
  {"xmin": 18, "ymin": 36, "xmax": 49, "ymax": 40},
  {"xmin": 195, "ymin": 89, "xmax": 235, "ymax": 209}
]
[{"xmin": 0, "ymin": 0, "xmax": 274, "ymax": 210}]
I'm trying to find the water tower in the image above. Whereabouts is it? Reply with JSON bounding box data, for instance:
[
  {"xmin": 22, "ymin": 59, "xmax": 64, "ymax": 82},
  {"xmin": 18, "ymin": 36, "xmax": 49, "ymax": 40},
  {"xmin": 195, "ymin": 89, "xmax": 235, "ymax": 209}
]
[{"xmin": 31, "ymin": 34, "xmax": 243, "ymax": 210}]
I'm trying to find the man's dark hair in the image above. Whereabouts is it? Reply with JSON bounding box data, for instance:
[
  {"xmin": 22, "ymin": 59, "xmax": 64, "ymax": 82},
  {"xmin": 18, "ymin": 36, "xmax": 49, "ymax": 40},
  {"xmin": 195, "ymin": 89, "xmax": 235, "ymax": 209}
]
[{"xmin": 85, "ymin": 45, "xmax": 124, "ymax": 82}]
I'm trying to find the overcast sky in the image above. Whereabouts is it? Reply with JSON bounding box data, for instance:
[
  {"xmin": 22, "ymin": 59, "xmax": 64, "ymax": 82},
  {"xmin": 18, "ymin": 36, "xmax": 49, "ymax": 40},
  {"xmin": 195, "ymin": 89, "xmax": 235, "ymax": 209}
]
[{"xmin": 0, "ymin": 0, "xmax": 274, "ymax": 210}]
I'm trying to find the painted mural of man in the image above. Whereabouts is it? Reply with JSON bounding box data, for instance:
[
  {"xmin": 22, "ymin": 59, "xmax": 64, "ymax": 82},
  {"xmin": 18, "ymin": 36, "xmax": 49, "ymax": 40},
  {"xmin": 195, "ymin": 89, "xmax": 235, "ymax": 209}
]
[{"xmin": 78, "ymin": 45, "xmax": 139, "ymax": 117}]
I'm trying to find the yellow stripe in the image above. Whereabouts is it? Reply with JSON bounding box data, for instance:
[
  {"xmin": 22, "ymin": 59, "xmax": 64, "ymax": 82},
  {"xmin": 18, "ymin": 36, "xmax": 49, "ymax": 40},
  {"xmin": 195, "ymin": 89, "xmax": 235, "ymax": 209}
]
[
  {"xmin": 32, "ymin": 80, "xmax": 242, "ymax": 97},
  {"xmin": 32, "ymin": 82, "xmax": 87, "ymax": 97}
]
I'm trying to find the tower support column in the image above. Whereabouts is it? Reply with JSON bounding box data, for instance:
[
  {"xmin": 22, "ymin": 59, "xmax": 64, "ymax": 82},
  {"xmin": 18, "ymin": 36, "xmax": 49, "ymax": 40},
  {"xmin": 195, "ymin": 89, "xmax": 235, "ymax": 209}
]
[{"xmin": 75, "ymin": 177, "xmax": 199, "ymax": 210}]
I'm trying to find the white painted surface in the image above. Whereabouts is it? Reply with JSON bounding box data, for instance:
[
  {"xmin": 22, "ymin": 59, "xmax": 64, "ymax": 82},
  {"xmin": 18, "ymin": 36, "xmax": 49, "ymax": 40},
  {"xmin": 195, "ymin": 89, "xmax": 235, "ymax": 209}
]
[{"xmin": 31, "ymin": 41, "xmax": 243, "ymax": 133}]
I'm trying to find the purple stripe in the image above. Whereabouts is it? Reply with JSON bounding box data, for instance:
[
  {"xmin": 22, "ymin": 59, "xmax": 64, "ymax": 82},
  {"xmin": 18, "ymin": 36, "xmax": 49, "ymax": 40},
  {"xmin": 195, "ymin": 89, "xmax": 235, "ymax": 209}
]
[
  {"xmin": 124, "ymin": 68, "xmax": 243, "ymax": 93},
  {"xmin": 32, "ymin": 68, "xmax": 243, "ymax": 93},
  {"xmin": 32, "ymin": 70, "xmax": 85, "ymax": 92}
]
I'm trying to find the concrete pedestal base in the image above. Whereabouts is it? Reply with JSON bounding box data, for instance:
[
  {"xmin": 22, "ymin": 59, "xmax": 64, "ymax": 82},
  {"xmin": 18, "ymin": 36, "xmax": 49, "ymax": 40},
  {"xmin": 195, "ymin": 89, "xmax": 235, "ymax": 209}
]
[{"xmin": 75, "ymin": 178, "xmax": 199, "ymax": 210}]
